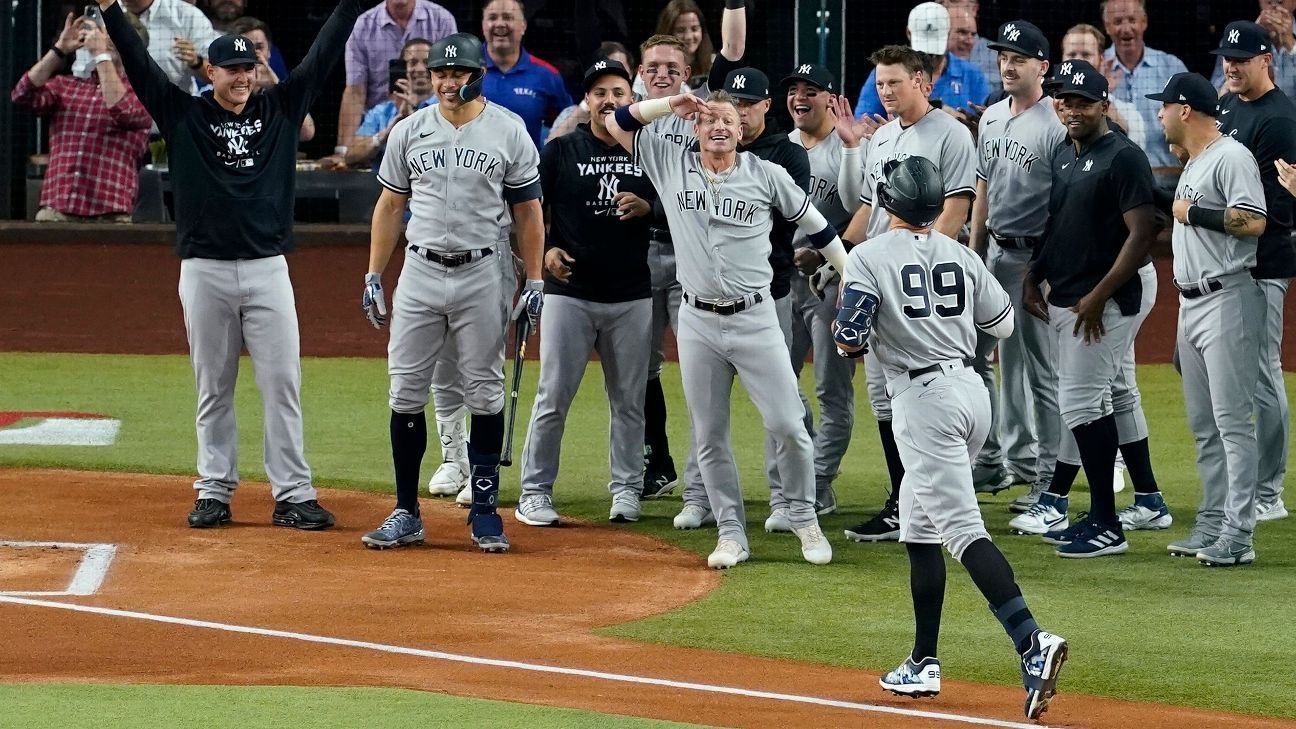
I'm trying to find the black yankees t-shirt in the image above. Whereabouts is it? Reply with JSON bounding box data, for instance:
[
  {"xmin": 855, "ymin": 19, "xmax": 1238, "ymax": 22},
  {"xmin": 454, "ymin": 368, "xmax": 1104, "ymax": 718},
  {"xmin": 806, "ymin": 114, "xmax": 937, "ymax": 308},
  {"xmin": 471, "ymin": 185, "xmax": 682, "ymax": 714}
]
[
  {"xmin": 539, "ymin": 123, "xmax": 656, "ymax": 302},
  {"xmin": 1217, "ymin": 87, "xmax": 1296, "ymax": 279},
  {"xmin": 1034, "ymin": 130, "xmax": 1154, "ymax": 316}
]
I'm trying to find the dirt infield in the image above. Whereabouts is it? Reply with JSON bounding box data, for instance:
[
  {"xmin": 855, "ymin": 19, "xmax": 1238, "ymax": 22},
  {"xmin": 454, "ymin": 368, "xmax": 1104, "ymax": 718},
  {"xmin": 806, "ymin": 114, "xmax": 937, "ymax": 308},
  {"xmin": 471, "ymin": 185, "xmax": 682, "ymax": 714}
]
[
  {"xmin": 1, "ymin": 468, "xmax": 1291, "ymax": 729},
  {"xmin": 4, "ymin": 243, "xmax": 1294, "ymax": 365}
]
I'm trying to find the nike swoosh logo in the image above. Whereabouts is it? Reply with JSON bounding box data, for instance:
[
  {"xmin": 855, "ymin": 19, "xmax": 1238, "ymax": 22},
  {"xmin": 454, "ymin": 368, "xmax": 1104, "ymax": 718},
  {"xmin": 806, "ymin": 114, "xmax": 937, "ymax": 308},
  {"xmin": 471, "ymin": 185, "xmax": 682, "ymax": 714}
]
[
  {"xmin": 419, "ymin": 131, "xmax": 436, "ymax": 138},
  {"xmin": 876, "ymin": 138, "xmax": 891, "ymax": 146},
  {"xmin": 1061, "ymin": 163, "xmax": 1069, "ymax": 169},
  {"xmin": 984, "ymin": 119, "xmax": 998, "ymax": 126},
  {"xmin": 921, "ymin": 377, "xmax": 937, "ymax": 387},
  {"xmin": 1220, "ymin": 109, "xmax": 1232, "ymax": 115}
]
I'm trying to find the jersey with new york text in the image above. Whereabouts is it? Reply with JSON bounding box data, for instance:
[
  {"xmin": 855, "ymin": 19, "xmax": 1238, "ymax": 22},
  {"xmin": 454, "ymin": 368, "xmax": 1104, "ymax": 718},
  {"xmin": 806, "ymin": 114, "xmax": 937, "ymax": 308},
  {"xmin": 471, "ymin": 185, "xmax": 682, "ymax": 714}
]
[
  {"xmin": 378, "ymin": 101, "xmax": 541, "ymax": 251},
  {"xmin": 977, "ymin": 96, "xmax": 1066, "ymax": 238},
  {"xmin": 632, "ymin": 129, "xmax": 813, "ymax": 299},
  {"xmin": 843, "ymin": 228, "xmax": 1011, "ymax": 380},
  {"xmin": 790, "ymin": 129, "xmax": 860, "ymax": 245},
  {"xmin": 1172, "ymin": 134, "xmax": 1266, "ymax": 283},
  {"xmin": 859, "ymin": 107, "xmax": 977, "ymax": 240}
]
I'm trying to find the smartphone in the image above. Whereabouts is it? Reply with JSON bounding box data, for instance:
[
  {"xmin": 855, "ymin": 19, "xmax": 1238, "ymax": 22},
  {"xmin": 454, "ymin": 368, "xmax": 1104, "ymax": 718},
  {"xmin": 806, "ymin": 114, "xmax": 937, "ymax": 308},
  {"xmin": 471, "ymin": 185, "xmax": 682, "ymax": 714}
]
[
  {"xmin": 388, "ymin": 58, "xmax": 407, "ymax": 95},
  {"xmin": 83, "ymin": 4, "xmax": 103, "ymax": 28}
]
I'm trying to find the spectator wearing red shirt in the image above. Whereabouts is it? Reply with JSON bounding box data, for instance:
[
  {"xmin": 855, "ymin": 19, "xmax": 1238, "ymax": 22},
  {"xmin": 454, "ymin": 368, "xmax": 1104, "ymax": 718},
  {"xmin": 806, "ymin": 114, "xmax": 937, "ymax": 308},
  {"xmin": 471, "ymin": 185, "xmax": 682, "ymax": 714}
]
[{"xmin": 12, "ymin": 12, "xmax": 152, "ymax": 223}]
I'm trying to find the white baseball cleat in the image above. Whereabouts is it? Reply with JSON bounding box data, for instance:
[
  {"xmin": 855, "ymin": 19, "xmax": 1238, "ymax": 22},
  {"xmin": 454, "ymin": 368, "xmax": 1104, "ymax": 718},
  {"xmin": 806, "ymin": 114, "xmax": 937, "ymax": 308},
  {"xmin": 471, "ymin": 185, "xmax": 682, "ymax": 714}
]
[
  {"xmin": 707, "ymin": 539, "xmax": 749, "ymax": 569},
  {"xmin": 880, "ymin": 656, "xmax": 941, "ymax": 697},
  {"xmin": 792, "ymin": 523, "xmax": 832, "ymax": 565},
  {"xmin": 674, "ymin": 503, "xmax": 715, "ymax": 530},
  {"xmin": 764, "ymin": 508, "xmax": 792, "ymax": 533}
]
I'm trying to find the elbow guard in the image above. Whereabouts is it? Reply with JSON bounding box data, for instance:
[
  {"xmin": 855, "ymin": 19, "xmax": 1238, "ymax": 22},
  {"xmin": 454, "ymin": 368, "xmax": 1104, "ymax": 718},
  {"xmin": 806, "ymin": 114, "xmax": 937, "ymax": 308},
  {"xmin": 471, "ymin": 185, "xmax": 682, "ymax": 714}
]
[{"xmin": 833, "ymin": 283, "xmax": 879, "ymax": 351}]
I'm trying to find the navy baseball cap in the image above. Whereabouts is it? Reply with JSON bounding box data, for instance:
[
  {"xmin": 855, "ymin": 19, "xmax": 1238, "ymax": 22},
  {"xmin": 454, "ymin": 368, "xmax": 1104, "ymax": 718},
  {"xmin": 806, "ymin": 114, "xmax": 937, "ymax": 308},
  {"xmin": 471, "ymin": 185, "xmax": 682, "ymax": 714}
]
[
  {"xmin": 987, "ymin": 20, "xmax": 1048, "ymax": 60},
  {"xmin": 1046, "ymin": 59, "xmax": 1108, "ymax": 101},
  {"xmin": 207, "ymin": 34, "xmax": 258, "ymax": 67},
  {"xmin": 780, "ymin": 63, "xmax": 836, "ymax": 92},
  {"xmin": 582, "ymin": 59, "xmax": 632, "ymax": 93},
  {"xmin": 723, "ymin": 67, "xmax": 770, "ymax": 101},
  {"xmin": 1211, "ymin": 21, "xmax": 1273, "ymax": 60},
  {"xmin": 1146, "ymin": 72, "xmax": 1220, "ymax": 117}
]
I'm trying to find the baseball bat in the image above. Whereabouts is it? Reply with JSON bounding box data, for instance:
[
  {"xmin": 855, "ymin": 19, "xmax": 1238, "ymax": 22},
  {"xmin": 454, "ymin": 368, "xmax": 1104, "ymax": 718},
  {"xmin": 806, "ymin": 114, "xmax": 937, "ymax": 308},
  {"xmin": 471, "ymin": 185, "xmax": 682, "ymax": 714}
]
[{"xmin": 500, "ymin": 315, "xmax": 531, "ymax": 467}]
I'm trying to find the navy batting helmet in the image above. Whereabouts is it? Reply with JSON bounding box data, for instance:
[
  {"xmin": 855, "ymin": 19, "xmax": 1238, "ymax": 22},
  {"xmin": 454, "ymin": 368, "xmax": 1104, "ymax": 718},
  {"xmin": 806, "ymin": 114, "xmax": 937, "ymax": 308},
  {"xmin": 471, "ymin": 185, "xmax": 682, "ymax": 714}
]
[
  {"xmin": 878, "ymin": 156, "xmax": 944, "ymax": 229},
  {"xmin": 428, "ymin": 33, "xmax": 486, "ymax": 102}
]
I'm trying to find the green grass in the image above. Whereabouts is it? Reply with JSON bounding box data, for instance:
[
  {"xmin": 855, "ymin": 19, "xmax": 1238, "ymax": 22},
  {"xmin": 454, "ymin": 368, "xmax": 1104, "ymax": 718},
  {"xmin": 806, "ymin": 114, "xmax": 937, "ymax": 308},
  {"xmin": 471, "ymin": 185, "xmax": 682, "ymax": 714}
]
[
  {"xmin": 2, "ymin": 352, "xmax": 1295, "ymax": 718},
  {"xmin": 0, "ymin": 685, "xmax": 705, "ymax": 728}
]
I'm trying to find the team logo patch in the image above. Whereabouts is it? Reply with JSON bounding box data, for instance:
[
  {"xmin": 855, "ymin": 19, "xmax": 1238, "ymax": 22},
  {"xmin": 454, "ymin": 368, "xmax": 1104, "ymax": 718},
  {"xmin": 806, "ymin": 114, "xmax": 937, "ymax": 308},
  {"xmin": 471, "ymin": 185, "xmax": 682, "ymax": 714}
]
[
  {"xmin": 594, "ymin": 60, "xmax": 607, "ymax": 70},
  {"xmin": 234, "ymin": 37, "xmax": 247, "ymax": 52},
  {"xmin": 1227, "ymin": 29, "xmax": 1240, "ymax": 44},
  {"xmin": 1083, "ymin": 160, "xmax": 1093, "ymax": 172},
  {"xmin": 445, "ymin": 44, "xmax": 458, "ymax": 58},
  {"xmin": 1059, "ymin": 62, "xmax": 1073, "ymax": 76},
  {"xmin": 1072, "ymin": 72, "xmax": 1085, "ymax": 85},
  {"xmin": 1004, "ymin": 23, "xmax": 1021, "ymax": 42},
  {"xmin": 798, "ymin": 64, "xmax": 813, "ymax": 74},
  {"xmin": 731, "ymin": 74, "xmax": 747, "ymax": 90}
]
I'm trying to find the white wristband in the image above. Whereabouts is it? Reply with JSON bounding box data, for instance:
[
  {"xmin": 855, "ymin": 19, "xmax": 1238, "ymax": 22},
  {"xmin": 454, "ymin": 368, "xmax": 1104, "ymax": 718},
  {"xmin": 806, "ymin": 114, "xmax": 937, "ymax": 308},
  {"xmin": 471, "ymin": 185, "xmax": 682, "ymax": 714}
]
[
  {"xmin": 333, "ymin": 145, "xmax": 349, "ymax": 156},
  {"xmin": 92, "ymin": 53, "xmax": 114, "ymax": 66},
  {"xmin": 842, "ymin": 144, "xmax": 862, "ymax": 157},
  {"xmin": 638, "ymin": 97, "xmax": 674, "ymax": 123}
]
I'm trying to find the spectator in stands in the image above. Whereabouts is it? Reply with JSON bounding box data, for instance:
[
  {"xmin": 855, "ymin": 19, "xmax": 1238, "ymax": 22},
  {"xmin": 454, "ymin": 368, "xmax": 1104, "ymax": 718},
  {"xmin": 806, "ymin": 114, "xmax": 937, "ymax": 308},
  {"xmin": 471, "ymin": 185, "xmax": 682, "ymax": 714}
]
[
  {"xmin": 854, "ymin": 2, "xmax": 989, "ymax": 117},
  {"xmin": 226, "ymin": 16, "xmax": 315, "ymax": 142},
  {"xmin": 74, "ymin": 0, "xmax": 220, "ymax": 92},
  {"xmin": 654, "ymin": 0, "xmax": 716, "ymax": 90},
  {"xmin": 545, "ymin": 41, "xmax": 633, "ymax": 142},
  {"xmin": 325, "ymin": 37, "xmax": 434, "ymax": 169},
  {"xmin": 942, "ymin": 0, "xmax": 999, "ymax": 88},
  {"xmin": 480, "ymin": 0, "xmax": 571, "ymax": 147},
  {"xmin": 1211, "ymin": 0, "xmax": 1296, "ymax": 97},
  {"xmin": 1061, "ymin": 23, "xmax": 1146, "ymax": 153},
  {"xmin": 336, "ymin": 0, "xmax": 456, "ymax": 155},
  {"xmin": 1101, "ymin": 0, "xmax": 1188, "ymax": 168},
  {"xmin": 13, "ymin": 12, "xmax": 152, "ymax": 223},
  {"xmin": 203, "ymin": 0, "xmax": 243, "ymax": 32}
]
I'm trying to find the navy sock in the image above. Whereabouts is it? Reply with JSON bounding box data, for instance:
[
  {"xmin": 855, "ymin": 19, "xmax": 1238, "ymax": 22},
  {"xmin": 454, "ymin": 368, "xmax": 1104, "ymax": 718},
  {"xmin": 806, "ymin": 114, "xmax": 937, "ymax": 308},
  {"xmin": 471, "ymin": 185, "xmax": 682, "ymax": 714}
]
[
  {"xmin": 1046, "ymin": 461, "xmax": 1081, "ymax": 498},
  {"xmin": 469, "ymin": 410, "xmax": 505, "ymax": 458},
  {"xmin": 879, "ymin": 419, "xmax": 905, "ymax": 501},
  {"xmin": 391, "ymin": 410, "xmax": 426, "ymax": 516},
  {"xmin": 961, "ymin": 539, "xmax": 1039, "ymax": 654},
  {"xmin": 644, "ymin": 377, "xmax": 670, "ymax": 463},
  {"xmin": 1072, "ymin": 415, "xmax": 1119, "ymax": 525},
  {"xmin": 906, "ymin": 543, "xmax": 945, "ymax": 661},
  {"xmin": 1119, "ymin": 437, "xmax": 1159, "ymax": 495}
]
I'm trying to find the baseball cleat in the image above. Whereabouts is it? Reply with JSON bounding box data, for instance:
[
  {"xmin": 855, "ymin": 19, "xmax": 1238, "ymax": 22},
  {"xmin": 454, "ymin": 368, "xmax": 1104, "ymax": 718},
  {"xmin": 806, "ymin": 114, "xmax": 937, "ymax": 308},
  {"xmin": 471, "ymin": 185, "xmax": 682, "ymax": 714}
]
[
  {"xmin": 707, "ymin": 539, "xmax": 749, "ymax": 569},
  {"xmin": 1009, "ymin": 480, "xmax": 1047, "ymax": 513},
  {"xmin": 844, "ymin": 500, "xmax": 900, "ymax": 542},
  {"xmin": 1009, "ymin": 493, "xmax": 1068, "ymax": 536},
  {"xmin": 642, "ymin": 458, "xmax": 679, "ymax": 499},
  {"xmin": 814, "ymin": 481, "xmax": 838, "ymax": 515},
  {"xmin": 1021, "ymin": 630, "xmax": 1068, "ymax": 720},
  {"xmin": 188, "ymin": 498, "xmax": 232, "ymax": 528},
  {"xmin": 1055, "ymin": 521, "xmax": 1128, "ymax": 558},
  {"xmin": 1117, "ymin": 492, "xmax": 1172, "ymax": 530},
  {"xmin": 973, "ymin": 464, "xmax": 1013, "ymax": 495},
  {"xmin": 272, "ymin": 499, "xmax": 335, "ymax": 530},
  {"xmin": 1113, "ymin": 463, "xmax": 1127, "ymax": 494},
  {"xmin": 792, "ymin": 523, "xmax": 832, "ymax": 565},
  {"xmin": 1196, "ymin": 537, "xmax": 1256, "ymax": 566},
  {"xmin": 880, "ymin": 656, "xmax": 941, "ymax": 698},
  {"xmin": 1040, "ymin": 512, "xmax": 1090, "ymax": 545},
  {"xmin": 455, "ymin": 484, "xmax": 472, "ymax": 508},
  {"xmin": 428, "ymin": 461, "xmax": 469, "ymax": 497},
  {"xmin": 764, "ymin": 508, "xmax": 792, "ymax": 533},
  {"xmin": 361, "ymin": 508, "xmax": 424, "ymax": 549},
  {"xmin": 1166, "ymin": 529, "xmax": 1219, "ymax": 557},
  {"xmin": 609, "ymin": 491, "xmax": 642, "ymax": 523},
  {"xmin": 674, "ymin": 503, "xmax": 715, "ymax": 530},
  {"xmin": 429, "ymin": 408, "xmax": 470, "ymax": 497},
  {"xmin": 514, "ymin": 494, "xmax": 560, "ymax": 526},
  {"xmin": 1256, "ymin": 498, "xmax": 1288, "ymax": 522}
]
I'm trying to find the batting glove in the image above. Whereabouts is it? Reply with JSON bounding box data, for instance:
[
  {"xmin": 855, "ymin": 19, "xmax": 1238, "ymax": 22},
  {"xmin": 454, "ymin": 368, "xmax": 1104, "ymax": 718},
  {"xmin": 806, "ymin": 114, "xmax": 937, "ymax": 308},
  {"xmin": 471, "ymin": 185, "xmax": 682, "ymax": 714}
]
[
  {"xmin": 808, "ymin": 261, "xmax": 839, "ymax": 301},
  {"xmin": 511, "ymin": 279, "xmax": 544, "ymax": 329},
  {"xmin": 362, "ymin": 272, "xmax": 387, "ymax": 329}
]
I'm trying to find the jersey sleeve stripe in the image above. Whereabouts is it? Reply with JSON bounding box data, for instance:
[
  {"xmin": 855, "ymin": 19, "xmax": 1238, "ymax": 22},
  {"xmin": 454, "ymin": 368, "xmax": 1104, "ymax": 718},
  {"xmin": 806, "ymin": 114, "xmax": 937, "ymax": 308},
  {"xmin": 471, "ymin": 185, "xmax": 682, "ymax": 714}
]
[
  {"xmin": 505, "ymin": 171, "xmax": 541, "ymax": 189},
  {"xmin": 787, "ymin": 196, "xmax": 811, "ymax": 223},
  {"xmin": 944, "ymin": 186, "xmax": 976, "ymax": 198},
  {"xmin": 504, "ymin": 179, "xmax": 543, "ymax": 204},
  {"xmin": 1233, "ymin": 202, "xmax": 1268, "ymax": 217},
  {"xmin": 977, "ymin": 302, "xmax": 1013, "ymax": 330},
  {"xmin": 377, "ymin": 175, "xmax": 411, "ymax": 195}
]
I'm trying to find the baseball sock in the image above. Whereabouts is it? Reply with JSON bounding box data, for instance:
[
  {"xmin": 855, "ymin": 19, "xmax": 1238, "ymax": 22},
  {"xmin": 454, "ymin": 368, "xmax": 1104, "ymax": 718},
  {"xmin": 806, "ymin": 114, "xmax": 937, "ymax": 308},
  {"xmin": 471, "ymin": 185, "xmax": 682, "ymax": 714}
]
[
  {"xmin": 1072, "ymin": 414, "xmax": 1118, "ymax": 525},
  {"xmin": 391, "ymin": 410, "xmax": 427, "ymax": 516},
  {"xmin": 961, "ymin": 539, "xmax": 1039, "ymax": 655},
  {"xmin": 878, "ymin": 420, "xmax": 905, "ymax": 501},
  {"xmin": 1045, "ymin": 461, "xmax": 1081, "ymax": 498},
  {"xmin": 906, "ymin": 543, "xmax": 944, "ymax": 661},
  {"xmin": 469, "ymin": 410, "xmax": 506, "ymax": 457},
  {"xmin": 644, "ymin": 377, "xmax": 671, "ymax": 464},
  {"xmin": 1119, "ymin": 438, "xmax": 1159, "ymax": 495}
]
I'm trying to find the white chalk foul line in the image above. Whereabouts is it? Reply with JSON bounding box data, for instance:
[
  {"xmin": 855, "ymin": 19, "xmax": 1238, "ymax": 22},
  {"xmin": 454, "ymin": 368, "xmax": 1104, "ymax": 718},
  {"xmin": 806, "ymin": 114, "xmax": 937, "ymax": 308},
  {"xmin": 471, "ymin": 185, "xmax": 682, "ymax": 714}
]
[
  {"xmin": 0, "ymin": 594, "xmax": 1055, "ymax": 729},
  {"xmin": 0, "ymin": 541, "xmax": 117, "ymax": 597}
]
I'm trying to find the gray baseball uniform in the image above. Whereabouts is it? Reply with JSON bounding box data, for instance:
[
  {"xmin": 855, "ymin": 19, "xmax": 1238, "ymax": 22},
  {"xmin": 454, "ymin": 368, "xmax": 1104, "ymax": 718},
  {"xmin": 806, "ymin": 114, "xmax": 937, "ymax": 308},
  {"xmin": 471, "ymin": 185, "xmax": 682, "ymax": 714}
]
[
  {"xmin": 976, "ymin": 97, "xmax": 1067, "ymax": 484},
  {"xmin": 1173, "ymin": 135, "xmax": 1267, "ymax": 545},
  {"xmin": 842, "ymin": 227, "xmax": 1013, "ymax": 560},
  {"xmin": 632, "ymin": 128, "xmax": 829, "ymax": 552},
  {"xmin": 377, "ymin": 102, "xmax": 541, "ymax": 417},
  {"xmin": 857, "ymin": 110, "xmax": 977, "ymax": 424}
]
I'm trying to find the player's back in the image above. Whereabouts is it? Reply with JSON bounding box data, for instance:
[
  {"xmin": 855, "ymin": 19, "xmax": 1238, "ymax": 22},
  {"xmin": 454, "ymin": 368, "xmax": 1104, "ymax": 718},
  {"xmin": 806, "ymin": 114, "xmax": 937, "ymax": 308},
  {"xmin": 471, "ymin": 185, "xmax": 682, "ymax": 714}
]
[{"xmin": 846, "ymin": 228, "xmax": 1010, "ymax": 380}]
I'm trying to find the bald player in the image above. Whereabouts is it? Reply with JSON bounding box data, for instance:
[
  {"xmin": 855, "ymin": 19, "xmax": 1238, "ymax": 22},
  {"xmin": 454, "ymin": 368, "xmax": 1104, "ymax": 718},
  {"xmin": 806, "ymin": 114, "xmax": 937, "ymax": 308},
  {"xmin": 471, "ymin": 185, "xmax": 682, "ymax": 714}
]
[
  {"xmin": 360, "ymin": 33, "xmax": 544, "ymax": 552},
  {"xmin": 968, "ymin": 21, "xmax": 1064, "ymax": 508},
  {"xmin": 608, "ymin": 89, "xmax": 850, "ymax": 569},
  {"xmin": 1154, "ymin": 72, "xmax": 1268, "ymax": 566},
  {"xmin": 837, "ymin": 45, "xmax": 978, "ymax": 543},
  {"xmin": 834, "ymin": 155, "xmax": 1068, "ymax": 721}
]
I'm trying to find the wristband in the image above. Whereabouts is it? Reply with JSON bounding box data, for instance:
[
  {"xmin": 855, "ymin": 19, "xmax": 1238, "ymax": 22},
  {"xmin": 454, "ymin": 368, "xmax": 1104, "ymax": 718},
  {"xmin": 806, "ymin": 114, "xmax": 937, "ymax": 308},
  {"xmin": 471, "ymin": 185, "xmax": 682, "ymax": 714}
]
[
  {"xmin": 92, "ymin": 53, "xmax": 114, "ymax": 66},
  {"xmin": 1186, "ymin": 204, "xmax": 1227, "ymax": 233},
  {"xmin": 724, "ymin": 0, "xmax": 746, "ymax": 8},
  {"xmin": 525, "ymin": 278, "xmax": 544, "ymax": 292},
  {"xmin": 638, "ymin": 96, "xmax": 674, "ymax": 122},
  {"xmin": 334, "ymin": 145, "xmax": 349, "ymax": 156},
  {"xmin": 612, "ymin": 105, "xmax": 645, "ymax": 132},
  {"xmin": 50, "ymin": 46, "xmax": 71, "ymax": 60},
  {"xmin": 842, "ymin": 144, "xmax": 862, "ymax": 158}
]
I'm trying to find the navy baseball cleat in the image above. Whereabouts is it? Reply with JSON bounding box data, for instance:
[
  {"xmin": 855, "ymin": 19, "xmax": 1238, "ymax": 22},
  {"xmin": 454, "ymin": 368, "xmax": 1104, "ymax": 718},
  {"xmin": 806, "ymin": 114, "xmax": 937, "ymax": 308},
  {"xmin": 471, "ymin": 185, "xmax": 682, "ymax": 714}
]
[
  {"xmin": 1056, "ymin": 521, "xmax": 1128, "ymax": 558},
  {"xmin": 361, "ymin": 509, "xmax": 425, "ymax": 549},
  {"xmin": 880, "ymin": 656, "xmax": 941, "ymax": 698},
  {"xmin": 188, "ymin": 498, "xmax": 232, "ymax": 528},
  {"xmin": 1040, "ymin": 511, "xmax": 1091, "ymax": 545},
  {"xmin": 642, "ymin": 456, "xmax": 679, "ymax": 499},
  {"xmin": 468, "ymin": 464, "xmax": 510, "ymax": 553},
  {"xmin": 272, "ymin": 499, "xmax": 335, "ymax": 530},
  {"xmin": 1021, "ymin": 630, "xmax": 1068, "ymax": 720}
]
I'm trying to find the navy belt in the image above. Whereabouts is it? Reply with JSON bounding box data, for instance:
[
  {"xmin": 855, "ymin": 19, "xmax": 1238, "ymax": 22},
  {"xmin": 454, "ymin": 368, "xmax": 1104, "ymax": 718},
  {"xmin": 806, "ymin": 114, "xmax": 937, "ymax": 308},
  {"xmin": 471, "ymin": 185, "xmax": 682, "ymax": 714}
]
[
  {"xmin": 1176, "ymin": 279, "xmax": 1223, "ymax": 299},
  {"xmin": 990, "ymin": 231, "xmax": 1039, "ymax": 250},
  {"xmin": 649, "ymin": 228, "xmax": 673, "ymax": 245},
  {"xmin": 909, "ymin": 357, "xmax": 974, "ymax": 379},
  {"xmin": 683, "ymin": 290, "xmax": 762, "ymax": 316},
  {"xmin": 410, "ymin": 245, "xmax": 493, "ymax": 267}
]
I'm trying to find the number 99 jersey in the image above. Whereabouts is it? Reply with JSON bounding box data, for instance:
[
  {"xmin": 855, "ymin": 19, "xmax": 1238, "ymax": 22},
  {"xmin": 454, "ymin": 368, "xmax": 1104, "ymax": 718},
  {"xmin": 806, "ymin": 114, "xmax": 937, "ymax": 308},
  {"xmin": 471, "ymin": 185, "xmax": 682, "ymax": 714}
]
[{"xmin": 842, "ymin": 228, "xmax": 1012, "ymax": 382}]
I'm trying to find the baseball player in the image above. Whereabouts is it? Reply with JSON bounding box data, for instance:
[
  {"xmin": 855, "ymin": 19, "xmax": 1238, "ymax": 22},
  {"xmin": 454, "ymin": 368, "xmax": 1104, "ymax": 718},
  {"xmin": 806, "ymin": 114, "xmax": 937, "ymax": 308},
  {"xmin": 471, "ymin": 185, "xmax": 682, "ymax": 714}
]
[
  {"xmin": 835, "ymin": 45, "xmax": 978, "ymax": 543},
  {"xmin": 607, "ymin": 89, "xmax": 850, "ymax": 568},
  {"xmin": 833, "ymin": 156, "xmax": 1067, "ymax": 721},
  {"xmin": 1152, "ymin": 72, "xmax": 1268, "ymax": 565},
  {"xmin": 514, "ymin": 59, "xmax": 657, "ymax": 526},
  {"xmin": 1211, "ymin": 21, "xmax": 1296, "ymax": 524},
  {"xmin": 1021, "ymin": 61, "xmax": 1158, "ymax": 558},
  {"xmin": 360, "ymin": 32, "xmax": 544, "ymax": 552},
  {"xmin": 967, "ymin": 21, "xmax": 1064, "ymax": 506},
  {"xmin": 101, "ymin": 0, "xmax": 364, "ymax": 530},
  {"xmin": 772, "ymin": 62, "xmax": 866, "ymax": 532}
]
